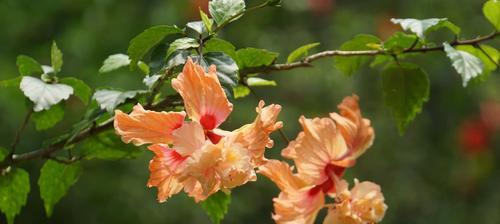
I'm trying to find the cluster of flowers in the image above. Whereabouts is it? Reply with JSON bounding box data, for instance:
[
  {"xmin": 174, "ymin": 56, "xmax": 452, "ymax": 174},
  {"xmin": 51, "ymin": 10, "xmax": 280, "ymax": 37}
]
[{"xmin": 113, "ymin": 59, "xmax": 387, "ymax": 223}]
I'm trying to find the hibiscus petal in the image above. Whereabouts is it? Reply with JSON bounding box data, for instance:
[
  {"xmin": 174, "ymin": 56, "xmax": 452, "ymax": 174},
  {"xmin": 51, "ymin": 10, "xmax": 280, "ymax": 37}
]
[
  {"xmin": 179, "ymin": 143, "xmax": 222, "ymax": 195},
  {"xmin": 171, "ymin": 58, "xmax": 233, "ymax": 129},
  {"xmin": 114, "ymin": 104, "xmax": 185, "ymax": 145},
  {"xmin": 272, "ymin": 187, "xmax": 325, "ymax": 224},
  {"xmin": 258, "ymin": 160, "xmax": 307, "ymax": 192},
  {"xmin": 172, "ymin": 121, "xmax": 206, "ymax": 156}
]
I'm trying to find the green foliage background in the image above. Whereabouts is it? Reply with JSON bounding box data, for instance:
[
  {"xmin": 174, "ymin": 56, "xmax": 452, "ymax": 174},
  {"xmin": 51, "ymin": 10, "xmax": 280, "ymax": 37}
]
[{"xmin": 0, "ymin": 0, "xmax": 499, "ymax": 223}]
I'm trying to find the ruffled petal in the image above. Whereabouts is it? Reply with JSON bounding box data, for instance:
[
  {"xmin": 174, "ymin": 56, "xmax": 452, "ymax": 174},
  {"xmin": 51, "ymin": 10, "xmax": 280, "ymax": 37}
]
[
  {"xmin": 272, "ymin": 187, "xmax": 325, "ymax": 224},
  {"xmin": 114, "ymin": 104, "xmax": 185, "ymax": 145},
  {"xmin": 232, "ymin": 100, "xmax": 282, "ymax": 164},
  {"xmin": 329, "ymin": 94, "xmax": 374, "ymax": 161},
  {"xmin": 258, "ymin": 160, "xmax": 307, "ymax": 192},
  {"xmin": 147, "ymin": 144, "xmax": 187, "ymax": 202},
  {"xmin": 171, "ymin": 58, "xmax": 233, "ymax": 129},
  {"xmin": 172, "ymin": 121, "xmax": 206, "ymax": 156},
  {"xmin": 217, "ymin": 137, "xmax": 256, "ymax": 189},
  {"xmin": 292, "ymin": 116, "xmax": 350, "ymax": 185},
  {"xmin": 179, "ymin": 142, "xmax": 222, "ymax": 195}
]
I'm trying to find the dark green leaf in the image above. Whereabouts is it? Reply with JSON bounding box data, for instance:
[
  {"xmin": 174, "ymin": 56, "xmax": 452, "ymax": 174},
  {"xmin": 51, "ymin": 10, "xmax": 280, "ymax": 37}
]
[
  {"xmin": 233, "ymin": 85, "xmax": 250, "ymax": 99},
  {"xmin": 128, "ymin": 25, "xmax": 183, "ymax": 69},
  {"xmin": 201, "ymin": 191, "xmax": 231, "ymax": 224},
  {"xmin": 443, "ymin": 42, "xmax": 484, "ymax": 87},
  {"xmin": 204, "ymin": 38, "xmax": 237, "ymax": 60},
  {"xmin": 93, "ymin": 89, "xmax": 145, "ymax": 113},
  {"xmin": 149, "ymin": 44, "xmax": 168, "ymax": 75},
  {"xmin": 483, "ymin": 0, "xmax": 500, "ymax": 30},
  {"xmin": 38, "ymin": 160, "xmax": 82, "ymax": 217},
  {"xmin": 382, "ymin": 63, "xmax": 429, "ymax": 134},
  {"xmin": 0, "ymin": 147, "xmax": 7, "ymax": 162},
  {"xmin": 236, "ymin": 48, "xmax": 279, "ymax": 69},
  {"xmin": 209, "ymin": 0, "xmax": 246, "ymax": 25},
  {"xmin": 16, "ymin": 55, "xmax": 43, "ymax": 76},
  {"xmin": 51, "ymin": 41, "xmax": 63, "ymax": 74},
  {"xmin": 32, "ymin": 104, "xmax": 65, "ymax": 130},
  {"xmin": 0, "ymin": 168, "xmax": 30, "ymax": 224},
  {"xmin": 204, "ymin": 52, "xmax": 239, "ymax": 98},
  {"xmin": 334, "ymin": 34, "xmax": 381, "ymax": 76},
  {"xmin": 287, "ymin": 42, "xmax": 320, "ymax": 63},
  {"xmin": 59, "ymin": 77, "xmax": 92, "ymax": 105},
  {"xmin": 20, "ymin": 76, "xmax": 73, "ymax": 112},
  {"xmin": 246, "ymin": 77, "xmax": 277, "ymax": 86},
  {"xmin": 81, "ymin": 131, "xmax": 143, "ymax": 160}
]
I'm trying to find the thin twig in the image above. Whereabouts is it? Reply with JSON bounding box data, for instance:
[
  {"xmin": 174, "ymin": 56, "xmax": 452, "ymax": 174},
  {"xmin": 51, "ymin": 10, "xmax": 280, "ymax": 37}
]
[{"xmin": 9, "ymin": 109, "xmax": 33, "ymax": 157}]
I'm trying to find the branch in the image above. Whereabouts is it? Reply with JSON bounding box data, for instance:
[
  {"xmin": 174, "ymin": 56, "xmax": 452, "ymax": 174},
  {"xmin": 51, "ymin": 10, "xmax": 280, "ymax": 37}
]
[
  {"xmin": 240, "ymin": 31, "xmax": 499, "ymax": 76},
  {"xmin": 9, "ymin": 110, "xmax": 33, "ymax": 157}
]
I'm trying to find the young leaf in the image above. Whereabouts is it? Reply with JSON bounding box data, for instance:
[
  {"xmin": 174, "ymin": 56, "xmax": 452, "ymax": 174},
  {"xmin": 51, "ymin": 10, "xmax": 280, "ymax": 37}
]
[
  {"xmin": 456, "ymin": 45, "xmax": 499, "ymax": 82},
  {"xmin": 32, "ymin": 104, "xmax": 65, "ymax": 130},
  {"xmin": 51, "ymin": 42, "xmax": 63, "ymax": 74},
  {"xmin": 200, "ymin": 9, "xmax": 214, "ymax": 33},
  {"xmin": 483, "ymin": 0, "xmax": 500, "ymax": 30},
  {"xmin": 443, "ymin": 42, "xmax": 484, "ymax": 87},
  {"xmin": 20, "ymin": 76, "xmax": 74, "ymax": 112},
  {"xmin": 128, "ymin": 25, "xmax": 183, "ymax": 69},
  {"xmin": 383, "ymin": 32, "xmax": 419, "ymax": 53},
  {"xmin": 201, "ymin": 191, "xmax": 231, "ymax": 224},
  {"xmin": 246, "ymin": 77, "xmax": 277, "ymax": 86},
  {"xmin": 167, "ymin": 37, "xmax": 200, "ymax": 58},
  {"xmin": 0, "ymin": 147, "xmax": 8, "ymax": 162},
  {"xmin": 16, "ymin": 55, "xmax": 43, "ymax": 76},
  {"xmin": 391, "ymin": 18, "xmax": 459, "ymax": 39},
  {"xmin": 38, "ymin": 160, "xmax": 82, "ymax": 217},
  {"xmin": 59, "ymin": 77, "xmax": 92, "ymax": 105},
  {"xmin": 233, "ymin": 85, "xmax": 251, "ymax": 98},
  {"xmin": 287, "ymin": 42, "xmax": 320, "ymax": 63},
  {"xmin": 334, "ymin": 34, "xmax": 380, "ymax": 76},
  {"xmin": 81, "ymin": 131, "xmax": 143, "ymax": 160},
  {"xmin": 236, "ymin": 48, "xmax": 279, "ymax": 69},
  {"xmin": 382, "ymin": 63, "xmax": 430, "ymax": 134},
  {"xmin": 0, "ymin": 168, "xmax": 30, "ymax": 224},
  {"xmin": 93, "ymin": 89, "xmax": 145, "ymax": 113},
  {"xmin": 204, "ymin": 52, "xmax": 239, "ymax": 98},
  {"xmin": 0, "ymin": 77, "xmax": 23, "ymax": 88},
  {"xmin": 186, "ymin": 21, "xmax": 209, "ymax": 37},
  {"xmin": 209, "ymin": 0, "xmax": 246, "ymax": 25},
  {"xmin": 99, "ymin": 54, "xmax": 131, "ymax": 74},
  {"xmin": 204, "ymin": 38, "xmax": 237, "ymax": 60}
]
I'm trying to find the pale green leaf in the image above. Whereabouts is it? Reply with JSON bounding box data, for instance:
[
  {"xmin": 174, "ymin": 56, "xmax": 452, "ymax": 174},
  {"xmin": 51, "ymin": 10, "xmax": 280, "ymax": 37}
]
[
  {"xmin": 233, "ymin": 85, "xmax": 250, "ymax": 99},
  {"xmin": 167, "ymin": 37, "xmax": 199, "ymax": 58},
  {"xmin": 128, "ymin": 25, "xmax": 183, "ymax": 69},
  {"xmin": 201, "ymin": 191, "xmax": 231, "ymax": 224},
  {"xmin": 32, "ymin": 104, "xmax": 65, "ymax": 131},
  {"xmin": 483, "ymin": 0, "xmax": 500, "ymax": 30},
  {"xmin": 51, "ymin": 41, "xmax": 63, "ymax": 74},
  {"xmin": 443, "ymin": 42, "xmax": 484, "ymax": 87},
  {"xmin": 200, "ymin": 10, "xmax": 214, "ymax": 33},
  {"xmin": 246, "ymin": 77, "xmax": 277, "ymax": 86},
  {"xmin": 456, "ymin": 45, "xmax": 499, "ymax": 83},
  {"xmin": 287, "ymin": 42, "xmax": 320, "ymax": 63},
  {"xmin": 93, "ymin": 89, "xmax": 145, "ymax": 113},
  {"xmin": 20, "ymin": 76, "xmax": 73, "ymax": 112},
  {"xmin": 0, "ymin": 168, "xmax": 30, "ymax": 224},
  {"xmin": 334, "ymin": 34, "xmax": 381, "ymax": 76},
  {"xmin": 209, "ymin": 0, "xmax": 246, "ymax": 25},
  {"xmin": 382, "ymin": 63, "xmax": 430, "ymax": 134},
  {"xmin": 38, "ymin": 160, "xmax": 82, "ymax": 217},
  {"xmin": 99, "ymin": 54, "xmax": 131, "ymax": 73},
  {"xmin": 16, "ymin": 55, "xmax": 43, "ymax": 76},
  {"xmin": 59, "ymin": 77, "xmax": 92, "ymax": 105},
  {"xmin": 391, "ymin": 18, "xmax": 460, "ymax": 39}
]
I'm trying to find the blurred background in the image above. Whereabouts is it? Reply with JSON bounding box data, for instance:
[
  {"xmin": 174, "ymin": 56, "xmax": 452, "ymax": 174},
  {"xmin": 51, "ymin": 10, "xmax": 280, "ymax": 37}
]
[{"xmin": 1, "ymin": 0, "xmax": 499, "ymax": 223}]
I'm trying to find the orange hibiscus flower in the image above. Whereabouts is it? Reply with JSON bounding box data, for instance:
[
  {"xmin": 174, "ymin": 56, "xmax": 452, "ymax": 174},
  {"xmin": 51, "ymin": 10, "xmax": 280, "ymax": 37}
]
[{"xmin": 114, "ymin": 58, "xmax": 282, "ymax": 202}]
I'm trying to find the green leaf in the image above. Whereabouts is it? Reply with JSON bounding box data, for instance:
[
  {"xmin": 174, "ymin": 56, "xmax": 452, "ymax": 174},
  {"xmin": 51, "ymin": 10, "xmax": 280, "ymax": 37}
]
[
  {"xmin": 93, "ymin": 89, "xmax": 145, "ymax": 113},
  {"xmin": 246, "ymin": 77, "xmax": 277, "ymax": 86},
  {"xmin": 51, "ymin": 41, "xmax": 63, "ymax": 74},
  {"xmin": 128, "ymin": 25, "xmax": 183, "ymax": 69},
  {"xmin": 59, "ymin": 77, "xmax": 92, "ymax": 105},
  {"xmin": 81, "ymin": 131, "xmax": 143, "ymax": 160},
  {"xmin": 32, "ymin": 104, "xmax": 65, "ymax": 130},
  {"xmin": 0, "ymin": 77, "xmax": 22, "ymax": 88},
  {"xmin": 443, "ymin": 42, "xmax": 484, "ymax": 87},
  {"xmin": 287, "ymin": 42, "xmax": 320, "ymax": 63},
  {"xmin": 233, "ymin": 85, "xmax": 250, "ymax": 99},
  {"xmin": 204, "ymin": 52, "xmax": 239, "ymax": 98},
  {"xmin": 0, "ymin": 147, "xmax": 7, "ymax": 162},
  {"xmin": 137, "ymin": 61, "xmax": 150, "ymax": 75},
  {"xmin": 201, "ymin": 191, "xmax": 231, "ymax": 224},
  {"xmin": 167, "ymin": 37, "xmax": 199, "ymax": 58},
  {"xmin": 334, "ymin": 34, "xmax": 381, "ymax": 76},
  {"xmin": 391, "ymin": 18, "xmax": 460, "ymax": 39},
  {"xmin": 38, "ymin": 160, "xmax": 82, "ymax": 217},
  {"xmin": 20, "ymin": 76, "xmax": 73, "ymax": 112},
  {"xmin": 186, "ymin": 21, "xmax": 210, "ymax": 38},
  {"xmin": 382, "ymin": 63, "xmax": 430, "ymax": 134},
  {"xmin": 383, "ymin": 32, "xmax": 419, "ymax": 53},
  {"xmin": 456, "ymin": 45, "xmax": 499, "ymax": 82},
  {"xmin": 99, "ymin": 54, "xmax": 131, "ymax": 74},
  {"xmin": 204, "ymin": 38, "xmax": 237, "ymax": 60},
  {"xmin": 483, "ymin": 0, "xmax": 500, "ymax": 30},
  {"xmin": 0, "ymin": 168, "xmax": 30, "ymax": 224},
  {"xmin": 16, "ymin": 55, "xmax": 43, "ymax": 76},
  {"xmin": 200, "ymin": 10, "xmax": 214, "ymax": 33},
  {"xmin": 236, "ymin": 48, "xmax": 279, "ymax": 69},
  {"xmin": 209, "ymin": 0, "xmax": 246, "ymax": 25}
]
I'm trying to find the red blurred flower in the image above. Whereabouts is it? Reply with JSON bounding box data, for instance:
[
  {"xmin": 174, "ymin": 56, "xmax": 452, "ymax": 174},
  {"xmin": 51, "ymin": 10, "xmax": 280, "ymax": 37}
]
[
  {"xmin": 308, "ymin": 0, "xmax": 335, "ymax": 16},
  {"xmin": 458, "ymin": 118, "xmax": 490, "ymax": 155}
]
